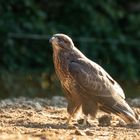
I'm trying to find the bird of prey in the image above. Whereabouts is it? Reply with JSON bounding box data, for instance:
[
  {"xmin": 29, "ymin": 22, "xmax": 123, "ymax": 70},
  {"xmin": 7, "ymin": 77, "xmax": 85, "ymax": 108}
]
[{"xmin": 49, "ymin": 33, "xmax": 139, "ymax": 125}]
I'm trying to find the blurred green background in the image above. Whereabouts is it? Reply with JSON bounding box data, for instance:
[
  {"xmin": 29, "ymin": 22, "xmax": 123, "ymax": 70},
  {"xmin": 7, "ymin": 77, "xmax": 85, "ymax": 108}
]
[{"xmin": 0, "ymin": 0, "xmax": 140, "ymax": 98}]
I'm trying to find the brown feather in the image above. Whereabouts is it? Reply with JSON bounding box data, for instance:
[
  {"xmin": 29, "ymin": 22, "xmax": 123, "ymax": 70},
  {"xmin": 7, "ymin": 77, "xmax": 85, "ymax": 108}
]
[{"xmin": 50, "ymin": 33, "xmax": 138, "ymax": 124}]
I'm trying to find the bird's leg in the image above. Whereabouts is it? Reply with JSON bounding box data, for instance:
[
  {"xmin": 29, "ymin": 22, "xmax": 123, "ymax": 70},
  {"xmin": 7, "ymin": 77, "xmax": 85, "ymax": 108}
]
[
  {"xmin": 76, "ymin": 115, "xmax": 89, "ymax": 128},
  {"xmin": 66, "ymin": 105, "xmax": 80, "ymax": 125},
  {"xmin": 66, "ymin": 107, "xmax": 77, "ymax": 125},
  {"xmin": 82, "ymin": 115, "xmax": 87, "ymax": 126},
  {"xmin": 66, "ymin": 114, "xmax": 73, "ymax": 125}
]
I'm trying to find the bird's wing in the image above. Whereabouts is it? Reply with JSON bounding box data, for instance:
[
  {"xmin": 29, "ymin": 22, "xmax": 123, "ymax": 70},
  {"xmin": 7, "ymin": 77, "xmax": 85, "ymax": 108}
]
[
  {"xmin": 68, "ymin": 58, "xmax": 125, "ymax": 99},
  {"xmin": 68, "ymin": 58, "xmax": 138, "ymax": 123}
]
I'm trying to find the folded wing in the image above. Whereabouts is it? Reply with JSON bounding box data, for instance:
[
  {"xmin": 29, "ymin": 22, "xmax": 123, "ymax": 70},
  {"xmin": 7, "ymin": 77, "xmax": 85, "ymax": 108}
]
[{"xmin": 68, "ymin": 58, "xmax": 138, "ymax": 123}]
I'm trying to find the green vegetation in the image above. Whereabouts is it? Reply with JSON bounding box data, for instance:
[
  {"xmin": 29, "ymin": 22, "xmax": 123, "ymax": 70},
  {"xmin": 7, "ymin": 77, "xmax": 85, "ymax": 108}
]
[{"xmin": 0, "ymin": 0, "xmax": 140, "ymax": 97}]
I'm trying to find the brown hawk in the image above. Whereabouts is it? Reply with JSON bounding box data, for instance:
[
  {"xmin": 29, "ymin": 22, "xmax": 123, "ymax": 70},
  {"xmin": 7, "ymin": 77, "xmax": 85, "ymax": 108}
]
[{"xmin": 49, "ymin": 33, "xmax": 138, "ymax": 125}]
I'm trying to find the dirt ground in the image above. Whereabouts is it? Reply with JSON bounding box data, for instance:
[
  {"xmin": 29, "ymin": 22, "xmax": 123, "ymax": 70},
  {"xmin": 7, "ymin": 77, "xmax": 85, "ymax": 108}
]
[{"xmin": 0, "ymin": 96, "xmax": 140, "ymax": 140}]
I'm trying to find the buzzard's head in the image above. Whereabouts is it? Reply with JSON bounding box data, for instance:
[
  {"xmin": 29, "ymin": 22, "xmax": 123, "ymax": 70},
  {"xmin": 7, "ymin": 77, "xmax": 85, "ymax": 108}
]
[{"xmin": 49, "ymin": 34, "xmax": 74, "ymax": 50}]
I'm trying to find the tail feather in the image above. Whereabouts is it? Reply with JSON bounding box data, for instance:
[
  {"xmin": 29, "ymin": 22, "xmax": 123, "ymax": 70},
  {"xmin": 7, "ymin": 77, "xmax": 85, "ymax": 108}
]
[
  {"xmin": 100, "ymin": 101, "xmax": 138, "ymax": 124},
  {"xmin": 113, "ymin": 104, "xmax": 138, "ymax": 123}
]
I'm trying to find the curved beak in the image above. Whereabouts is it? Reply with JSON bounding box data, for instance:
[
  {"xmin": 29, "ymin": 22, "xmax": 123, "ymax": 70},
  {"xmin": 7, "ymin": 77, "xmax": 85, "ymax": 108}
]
[{"xmin": 49, "ymin": 36, "xmax": 55, "ymax": 43}]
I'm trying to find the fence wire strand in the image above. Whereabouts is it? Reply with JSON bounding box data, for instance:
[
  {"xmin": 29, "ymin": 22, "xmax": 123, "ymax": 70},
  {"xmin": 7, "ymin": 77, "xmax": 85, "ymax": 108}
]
[{"xmin": 8, "ymin": 33, "xmax": 140, "ymax": 45}]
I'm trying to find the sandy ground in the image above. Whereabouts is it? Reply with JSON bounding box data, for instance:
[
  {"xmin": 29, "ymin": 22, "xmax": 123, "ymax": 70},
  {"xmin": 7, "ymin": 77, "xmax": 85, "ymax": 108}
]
[{"xmin": 0, "ymin": 96, "xmax": 140, "ymax": 140}]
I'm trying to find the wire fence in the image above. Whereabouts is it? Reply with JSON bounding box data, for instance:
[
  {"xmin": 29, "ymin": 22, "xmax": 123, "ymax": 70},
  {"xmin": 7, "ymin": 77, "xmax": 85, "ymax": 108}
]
[{"xmin": 8, "ymin": 33, "xmax": 140, "ymax": 45}]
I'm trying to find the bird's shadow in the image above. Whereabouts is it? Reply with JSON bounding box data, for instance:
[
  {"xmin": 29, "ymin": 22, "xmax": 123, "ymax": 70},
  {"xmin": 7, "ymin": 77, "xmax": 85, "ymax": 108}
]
[
  {"xmin": 14, "ymin": 120, "xmax": 139, "ymax": 130},
  {"xmin": 15, "ymin": 120, "xmax": 94, "ymax": 130},
  {"xmin": 15, "ymin": 122, "xmax": 70, "ymax": 129}
]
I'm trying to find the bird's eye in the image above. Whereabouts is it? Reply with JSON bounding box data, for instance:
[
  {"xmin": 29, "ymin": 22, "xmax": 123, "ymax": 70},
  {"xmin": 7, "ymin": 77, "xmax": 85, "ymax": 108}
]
[
  {"xmin": 60, "ymin": 39, "xmax": 64, "ymax": 43},
  {"xmin": 59, "ymin": 38, "xmax": 67, "ymax": 44}
]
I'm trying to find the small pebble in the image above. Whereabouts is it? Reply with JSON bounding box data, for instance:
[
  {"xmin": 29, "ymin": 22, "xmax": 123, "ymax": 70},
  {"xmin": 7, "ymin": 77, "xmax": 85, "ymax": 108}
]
[
  {"xmin": 85, "ymin": 130, "xmax": 93, "ymax": 136},
  {"xmin": 74, "ymin": 129, "xmax": 86, "ymax": 136},
  {"xmin": 98, "ymin": 115, "xmax": 112, "ymax": 126}
]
